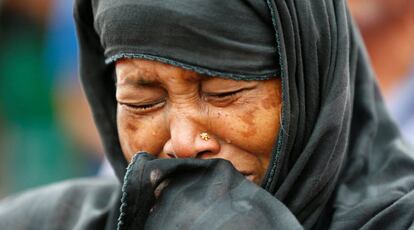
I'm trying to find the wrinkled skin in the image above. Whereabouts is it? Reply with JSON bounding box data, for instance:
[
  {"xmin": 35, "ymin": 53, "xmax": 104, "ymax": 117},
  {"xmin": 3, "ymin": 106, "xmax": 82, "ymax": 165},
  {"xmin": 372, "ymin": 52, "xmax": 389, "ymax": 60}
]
[{"xmin": 115, "ymin": 59, "xmax": 282, "ymax": 184}]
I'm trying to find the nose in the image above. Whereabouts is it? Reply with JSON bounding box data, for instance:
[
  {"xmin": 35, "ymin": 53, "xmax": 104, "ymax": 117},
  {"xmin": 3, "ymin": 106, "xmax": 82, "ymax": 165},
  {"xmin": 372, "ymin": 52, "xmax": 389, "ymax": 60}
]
[{"xmin": 163, "ymin": 115, "xmax": 220, "ymax": 158}]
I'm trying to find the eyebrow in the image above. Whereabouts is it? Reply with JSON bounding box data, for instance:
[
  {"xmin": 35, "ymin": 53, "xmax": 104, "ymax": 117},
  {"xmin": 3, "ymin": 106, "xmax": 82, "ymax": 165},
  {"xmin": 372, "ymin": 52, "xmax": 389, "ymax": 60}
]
[
  {"xmin": 116, "ymin": 74, "xmax": 160, "ymax": 88},
  {"xmin": 115, "ymin": 69, "xmax": 207, "ymax": 88}
]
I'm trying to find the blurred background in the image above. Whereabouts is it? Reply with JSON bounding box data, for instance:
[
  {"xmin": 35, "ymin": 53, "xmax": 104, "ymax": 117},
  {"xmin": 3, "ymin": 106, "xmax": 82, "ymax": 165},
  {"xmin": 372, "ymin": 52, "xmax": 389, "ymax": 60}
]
[
  {"xmin": 348, "ymin": 0, "xmax": 414, "ymax": 145},
  {"xmin": 0, "ymin": 0, "xmax": 112, "ymax": 198},
  {"xmin": 0, "ymin": 0, "xmax": 413, "ymax": 198}
]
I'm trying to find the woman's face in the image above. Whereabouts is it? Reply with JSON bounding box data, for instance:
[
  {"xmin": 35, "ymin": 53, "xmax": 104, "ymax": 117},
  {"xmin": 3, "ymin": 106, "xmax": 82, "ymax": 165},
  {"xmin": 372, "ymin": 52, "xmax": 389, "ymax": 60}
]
[{"xmin": 116, "ymin": 59, "xmax": 282, "ymax": 184}]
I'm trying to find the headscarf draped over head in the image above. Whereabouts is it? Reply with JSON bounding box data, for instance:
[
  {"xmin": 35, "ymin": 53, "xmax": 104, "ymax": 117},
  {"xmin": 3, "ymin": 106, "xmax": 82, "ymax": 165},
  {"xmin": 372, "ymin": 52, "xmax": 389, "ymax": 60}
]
[
  {"xmin": 96, "ymin": 0, "xmax": 279, "ymax": 79},
  {"xmin": 74, "ymin": 0, "xmax": 414, "ymax": 229}
]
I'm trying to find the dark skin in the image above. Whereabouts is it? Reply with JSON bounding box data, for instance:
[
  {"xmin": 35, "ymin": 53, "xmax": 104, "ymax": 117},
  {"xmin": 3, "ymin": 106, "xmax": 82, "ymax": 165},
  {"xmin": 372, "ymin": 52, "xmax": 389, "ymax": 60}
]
[{"xmin": 116, "ymin": 59, "xmax": 282, "ymax": 184}]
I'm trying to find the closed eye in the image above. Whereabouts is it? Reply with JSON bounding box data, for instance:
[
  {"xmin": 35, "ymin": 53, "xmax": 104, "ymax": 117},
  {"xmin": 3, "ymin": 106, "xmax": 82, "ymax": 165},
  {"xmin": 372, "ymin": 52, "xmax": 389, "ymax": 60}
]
[
  {"xmin": 203, "ymin": 89, "xmax": 246, "ymax": 107},
  {"xmin": 119, "ymin": 99, "xmax": 165, "ymax": 113},
  {"xmin": 205, "ymin": 89, "xmax": 244, "ymax": 98}
]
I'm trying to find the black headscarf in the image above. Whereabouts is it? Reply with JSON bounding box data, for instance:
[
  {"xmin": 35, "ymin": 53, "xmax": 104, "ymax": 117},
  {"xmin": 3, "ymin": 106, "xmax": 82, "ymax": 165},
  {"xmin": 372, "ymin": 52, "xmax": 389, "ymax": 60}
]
[
  {"xmin": 73, "ymin": 0, "xmax": 414, "ymax": 229},
  {"xmin": 96, "ymin": 0, "xmax": 279, "ymax": 79}
]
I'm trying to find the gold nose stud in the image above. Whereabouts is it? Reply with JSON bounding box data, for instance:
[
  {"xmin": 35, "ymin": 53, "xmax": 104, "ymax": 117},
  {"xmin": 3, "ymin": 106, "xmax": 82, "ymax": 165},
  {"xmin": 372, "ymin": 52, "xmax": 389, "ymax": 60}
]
[{"xmin": 200, "ymin": 132, "xmax": 210, "ymax": 141}]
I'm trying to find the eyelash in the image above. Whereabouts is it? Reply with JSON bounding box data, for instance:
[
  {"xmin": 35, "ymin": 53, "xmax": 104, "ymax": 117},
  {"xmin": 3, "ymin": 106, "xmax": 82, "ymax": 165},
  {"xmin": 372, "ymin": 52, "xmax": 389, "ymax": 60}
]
[
  {"xmin": 120, "ymin": 100, "xmax": 165, "ymax": 112},
  {"xmin": 207, "ymin": 91, "xmax": 239, "ymax": 98},
  {"xmin": 205, "ymin": 89, "xmax": 243, "ymax": 99},
  {"xmin": 120, "ymin": 90, "xmax": 242, "ymax": 112}
]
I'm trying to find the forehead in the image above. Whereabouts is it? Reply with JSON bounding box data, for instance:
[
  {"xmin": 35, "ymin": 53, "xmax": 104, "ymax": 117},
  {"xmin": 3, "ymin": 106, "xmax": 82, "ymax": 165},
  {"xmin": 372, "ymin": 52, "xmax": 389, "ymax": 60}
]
[{"xmin": 115, "ymin": 59, "xmax": 204, "ymax": 84}]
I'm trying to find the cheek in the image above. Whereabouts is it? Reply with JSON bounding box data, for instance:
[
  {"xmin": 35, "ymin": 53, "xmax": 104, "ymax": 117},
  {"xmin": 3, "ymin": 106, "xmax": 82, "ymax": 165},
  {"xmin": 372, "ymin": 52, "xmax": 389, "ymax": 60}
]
[
  {"xmin": 210, "ymin": 80, "xmax": 281, "ymax": 162},
  {"xmin": 210, "ymin": 102, "xmax": 280, "ymax": 159},
  {"xmin": 117, "ymin": 108, "xmax": 167, "ymax": 161}
]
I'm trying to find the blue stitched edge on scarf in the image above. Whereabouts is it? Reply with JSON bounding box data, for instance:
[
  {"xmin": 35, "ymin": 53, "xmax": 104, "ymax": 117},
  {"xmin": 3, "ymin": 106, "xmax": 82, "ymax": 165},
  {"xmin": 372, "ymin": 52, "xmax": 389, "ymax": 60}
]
[
  {"xmin": 264, "ymin": 0, "xmax": 286, "ymax": 191},
  {"xmin": 117, "ymin": 153, "xmax": 141, "ymax": 230},
  {"xmin": 106, "ymin": 53, "xmax": 280, "ymax": 81}
]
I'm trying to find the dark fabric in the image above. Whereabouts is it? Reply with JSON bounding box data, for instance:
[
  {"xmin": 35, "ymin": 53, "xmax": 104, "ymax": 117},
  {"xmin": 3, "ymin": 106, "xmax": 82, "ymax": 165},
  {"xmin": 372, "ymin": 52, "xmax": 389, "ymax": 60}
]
[
  {"xmin": 95, "ymin": 0, "xmax": 279, "ymax": 79},
  {"xmin": 1, "ymin": 0, "xmax": 414, "ymax": 229},
  {"xmin": 263, "ymin": 2, "xmax": 414, "ymax": 228},
  {"xmin": 0, "ymin": 178, "xmax": 120, "ymax": 230},
  {"xmin": 117, "ymin": 153, "xmax": 301, "ymax": 230}
]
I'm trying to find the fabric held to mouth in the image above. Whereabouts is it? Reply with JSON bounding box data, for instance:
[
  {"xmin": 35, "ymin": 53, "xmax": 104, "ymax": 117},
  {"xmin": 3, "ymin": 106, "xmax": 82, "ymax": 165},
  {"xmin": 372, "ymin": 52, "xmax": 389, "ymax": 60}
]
[{"xmin": 117, "ymin": 152, "xmax": 301, "ymax": 230}]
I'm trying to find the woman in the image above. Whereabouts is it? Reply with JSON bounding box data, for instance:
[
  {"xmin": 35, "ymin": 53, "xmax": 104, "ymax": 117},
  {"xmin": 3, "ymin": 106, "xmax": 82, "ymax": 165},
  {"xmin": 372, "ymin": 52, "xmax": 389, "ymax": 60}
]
[{"xmin": 1, "ymin": 0, "xmax": 413, "ymax": 229}]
